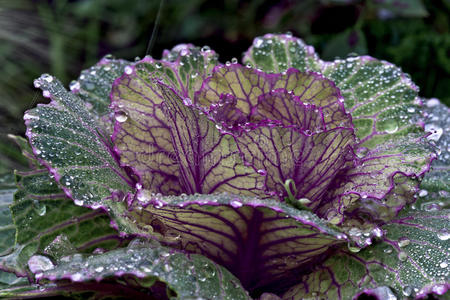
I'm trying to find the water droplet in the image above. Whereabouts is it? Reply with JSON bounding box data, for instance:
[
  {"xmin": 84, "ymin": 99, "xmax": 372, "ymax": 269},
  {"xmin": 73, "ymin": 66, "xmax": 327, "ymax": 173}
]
[
  {"xmin": 398, "ymin": 238, "xmax": 410, "ymax": 248},
  {"xmin": 114, "ymin": 111, "xmax": 128, "ymax": 123},
  {"xmin": 69, "ymin": 80, "xmax": 80, "ymax": 92},
  {"xmin": 257, "ymin": 169, "xmax": 267, "ymax": 176},
  {"xmin": 398, "ymin": 251, "xmax": 407, "ymax": 261},
  {"xmin": 28, "ymin": 255, "xmax": 54, "ymax": 274},
  {"xmin": 426, "ymin": 98, "xmax": 440, "ymax": 107},
  {"xmin": 33, "ymin": 200, "xmax": 46, "ymax": 216},
  {"xmin": 71, "ymin": 273, "xmax": 83, "ymax": 281},
  {"xmin": 154, "ymin": 200, "xmax": 164, "ymax": 208},
  {"xmin": 95, "ymin": 266, "xmax": 104, "ymax": 272},
  {"xmin": 348, "ymin": 243, "xmax": 361, "ymax": 253},
  {"xmin": 437, "ymin": 229, "xmax": 450, "ymax": 241},
  {"xmin": 253, "ymin": 38, "xmax": 264, "ymax": 48},
  {"xmin": 183, "ymin": 98, "xmax": 192, "ymax": 106},
  {"xmin": 402, "ymin": 286, "xmax": 413, "ymax": 297},
  {"xmin": 124, "ymin": 66, "xmax": 133, "ymax": 75},
  {"xmin": 383, "ymin": 247, "xmax": 393, "ymax": 254},
  {"xmin": 418, "ymin": 189, "xmax": 428, "ymax": 197},
  {"xmin": 425, "ymin": 124, "xmax": 443, "ymax": 141},
  {"xmin": 231, "ymin": 57, "xmax": 238, "ymax": 64},
  {"xmin": 384, "ymin": 119, "xmax": 398, "ymax": 134},
  {"xmin": 41, "ymin": 74, "xmax": 53, "ymax": 83},
  {"xmin": 297, "ymin": 198, "xmax": 311, "ymax": 205},
  {"xmin": 230, "ymin": 200, "xmax": 243, "ymax": 208},
  {"xmin": 201, "ymin": 45, "xmax": 210, "ymax": 52},
  {"xmin": 42, "ymin": 90, "xmax": 51, "ymax": 98}
]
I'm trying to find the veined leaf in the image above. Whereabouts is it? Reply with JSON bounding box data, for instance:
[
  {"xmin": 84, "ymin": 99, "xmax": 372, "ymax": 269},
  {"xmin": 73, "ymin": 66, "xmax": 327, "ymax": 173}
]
[
  {"xmin": 323, "ymin": 134, "xmax": 435, "ymax": 223},
  {"xmin": 123, "ymin": 193, "xmax": 347, "ymax": 295},
  {"xmin": 283, "ymin": 207, "xmax": 450, "ymax": 300},
  {"xmin": 159, "ymin": 83, "xmax": 264, "ymax": 196},
  {"xmin": 110, "ymin": 46, "xmax": 219, "ymax": 194},
  {"xmin": 0, "ymin": 168, "xmax": 130, "ymax": 278},
  {"xmin": 33, "ymin": 240, "xmax": 250, "ymax": 300},
  {"xmin": 70, "ymin": 56, "xmax": 129, "ymax": 134},
  {"xmin": 243, "ymin": 33, "xmax": 424, "ymax": 149},
  {"xmin": 25, "ymin": 74, "xmax": 133, "ymax": 209}
]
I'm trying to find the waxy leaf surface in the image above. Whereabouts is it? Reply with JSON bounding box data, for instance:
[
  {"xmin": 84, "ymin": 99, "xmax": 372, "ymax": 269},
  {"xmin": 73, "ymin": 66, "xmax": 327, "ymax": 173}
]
[
  {"xmin": 70, "ymin": 56, "xmax": 128, "ymax": 134},
  {"xmin": 110, "ymin": 46, "xmax": 218, "ymax": 194},
  {"xmin": 0, "ymin": 168, "xmax": 129, "ymax": 278},
  {"xmin": 159, "ymin": 83, "xmax": 264, "ymax": 195},
  {"xmin": 243, "ymin": 33, "xmax": 424, "ymax": 148},
  {"xmin": 283, "ymin": 206, "xmax": 450, "ymax": 300},
  {"xmin": 38, "ymin": 240, "xmax": 250, "ymax": 300},
  {"xmin": 25, "ymin": 74, "xmax": 133, "ymax": 210},
  {"xmin": 124, "ymin": 193, "xmax": 347, "ymax": 294},
  {"xmin": 243, "ymin": 34, "xmax": 435, "ymax": 221}
]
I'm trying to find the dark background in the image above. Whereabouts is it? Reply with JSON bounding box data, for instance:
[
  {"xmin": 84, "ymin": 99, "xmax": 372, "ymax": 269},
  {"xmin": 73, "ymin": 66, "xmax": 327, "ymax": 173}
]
[{"xmin": 0, "ymin": 0, "xmax": 449, "ymax": 172}]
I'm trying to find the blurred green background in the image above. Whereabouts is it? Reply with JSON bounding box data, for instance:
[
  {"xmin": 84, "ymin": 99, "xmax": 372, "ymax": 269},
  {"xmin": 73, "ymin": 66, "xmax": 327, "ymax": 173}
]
[{"xmin": 0, "ymin": 0, "xmax": 449, "ymax": 173}]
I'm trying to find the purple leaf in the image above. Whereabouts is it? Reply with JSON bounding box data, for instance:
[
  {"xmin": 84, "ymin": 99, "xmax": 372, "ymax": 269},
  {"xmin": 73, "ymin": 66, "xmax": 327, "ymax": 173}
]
[
  {"xmin": 122, "ymin": 193, "xmax": 348, "ymax": 295},
  {"xmin": 110, "ymin": 46, "xmax": 219, "ymax": 194},
  {"xmin": 158, "ymin": 83, "xmax": 265, "ymax": 196}
]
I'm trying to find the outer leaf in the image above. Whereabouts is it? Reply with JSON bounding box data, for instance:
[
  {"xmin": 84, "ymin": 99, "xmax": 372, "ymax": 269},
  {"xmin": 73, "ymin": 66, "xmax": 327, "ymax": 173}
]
[
  {"xmin": 0, "ymin": 181, "xmax": 15, "ymax": 255},
  {"xmin": 0, "ymin": 174, "xmax": 29, "ymax": 290},
  {"xmin": 70, "ymin": 56, "xmax": 129, "ymax": 134},
  {"xmin": 37, "ymin": 240, "xmax": 250, "ymax": 300},
  {"xmin": 283, "ymin": 206, "xmax": 450, "ymax": 300},
  {"xmin": 110, "ymin": 46, "xmax": 218, "ymax": 194},
  {"xmin": 243, "ymin": 33, "xmax": 425, "ymax": 148},
  {"xmin": 25, "ymin": 74, "xmax": 133, "ymax": 209},
  {"xmin": 123, "ymin": 193, "xmax": 347, "ymax": 295},
  {"xmin": 414, "ymin": 98, "xmax": 450, "ymax": 211},
  {"xmin": 0, "ymin": 169, "xmax": 129, "ymax": 277},
  {"xmin": 159, "ymin": 83, "xmax": 264, "ymax": 196}
]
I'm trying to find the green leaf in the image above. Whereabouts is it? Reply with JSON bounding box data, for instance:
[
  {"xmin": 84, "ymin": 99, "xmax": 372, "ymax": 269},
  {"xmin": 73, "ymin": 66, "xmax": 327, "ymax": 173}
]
[
  {"xmin": 414, "ymin": 98, "xmax": 450, "ymax": 211},
  {"xmin": 283, "ymin": 207, "xmax": 450, "ymax": 299},
  {"xmin": 243, "ymin": 34, "xmax": 425, "ymax": 149},
  {"xmin": 0, "ymin": 184, "xmax": 15, "ymax": 255},
  {"xmin": 0, "ymin": 181, "xmax": 26, "ymax": 289},
  {"xmin": 70, "ymin": 56, "xmax": 129, "ymax": 134},
  {"xmin": 7, "ymin": 134, "xmax": 40, "ymax": 170},
  {"xmin": 37, "ymin": 240, "xmax": 250, "ymax": 300},
  {"xmin": 25, "ymin": 74, "xmax": 133, "ymax": 210},
  {"xmin": 122, "ymin": 192, "xmax": 347, "ymax": 294},
  {"xmin": 0, "ymin": 168, "xmax": 129, "ymax": 278}
]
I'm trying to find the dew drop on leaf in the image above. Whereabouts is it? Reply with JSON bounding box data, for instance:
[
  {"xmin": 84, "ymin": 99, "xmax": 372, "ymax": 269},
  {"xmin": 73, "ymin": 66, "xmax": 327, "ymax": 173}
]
[
  {"xmin": 124, "ymin": 66, "xmax": 133, "ymax": 75},
  {"xmin": 69, "ymin": 80, "xmax": 80, "ymax": 92},
  {"xmin": 398, "ymin": 251, "xmax": 407, "ymax": 261},
  {"xmin": 28, "ymin": 255, "xmax": 55, "ymax": 274},
  {"xmin": 437, "ymin": 229, "xmax": 450, "ymax": 241},
  {"xmin": 114, "ymin": 111, "xmax": 128, "ymax": 123},
  {"xmin": 398, "ymin": 238, "xmax": 410, "ymax": 248}
]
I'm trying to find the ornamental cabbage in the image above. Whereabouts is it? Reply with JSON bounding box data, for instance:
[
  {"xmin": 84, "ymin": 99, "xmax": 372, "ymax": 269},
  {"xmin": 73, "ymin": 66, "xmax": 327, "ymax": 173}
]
[{"xmin": 0, "ymin": 34, "xmax": 448, "ymax": 300}]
